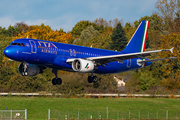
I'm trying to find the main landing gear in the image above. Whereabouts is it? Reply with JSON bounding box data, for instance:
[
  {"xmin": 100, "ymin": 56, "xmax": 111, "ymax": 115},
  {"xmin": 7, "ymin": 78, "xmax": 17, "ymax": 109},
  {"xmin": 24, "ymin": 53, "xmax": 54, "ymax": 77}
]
[
  {"xmin": 87, "ymin": 72, "xmax": 98, "ymax": 83},
  {"xmin": 52, "ymin": 69, "xmax": 62, "ymax": 85},
  {"xmin": 51, "ymin": 69, "xmax": 98, "ymax": 85}
]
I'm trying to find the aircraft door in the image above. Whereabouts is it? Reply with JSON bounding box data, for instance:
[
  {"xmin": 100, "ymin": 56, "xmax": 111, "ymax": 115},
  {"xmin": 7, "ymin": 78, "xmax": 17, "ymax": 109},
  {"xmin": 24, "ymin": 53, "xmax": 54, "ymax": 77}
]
[
  {"xmin": 127, "ymin": 59, "xmax": 131, "ymax": 67},
  {"xmin": 29, "ymin": 40, "xmax": 37, "ymax": 53}
]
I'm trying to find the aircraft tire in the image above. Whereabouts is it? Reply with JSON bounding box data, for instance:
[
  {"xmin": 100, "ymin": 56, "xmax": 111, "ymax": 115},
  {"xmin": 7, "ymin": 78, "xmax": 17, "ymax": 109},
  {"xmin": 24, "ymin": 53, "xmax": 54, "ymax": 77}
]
[
  {"xmin": 22, "ymin": 72, "xmax": 25, "ymax": 76},
  {"xmin": 88, "ymin": 76, "xmax": 93, "ymax": 83},
  {"xmin": 92, "ymin": 76, "xmax": 98, "ymax": 83},
  {"xmin": 52, "ymin": 78, "xmax": 56, "ymax": 85},
  {"xmin": 57, "ymin": 78, "xmax": 62, "ymax": 85}
]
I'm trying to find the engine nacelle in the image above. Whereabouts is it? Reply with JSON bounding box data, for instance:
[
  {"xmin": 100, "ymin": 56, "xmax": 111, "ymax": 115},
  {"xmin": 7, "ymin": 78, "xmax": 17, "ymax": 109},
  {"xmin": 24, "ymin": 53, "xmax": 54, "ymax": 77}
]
[
  {"xmin": 18, "ymin": 63, "xmax": 40, "ymax": 76},
  {"xmin": 72, "ymin": 59, "xmax": 94, "ymax": 72}
]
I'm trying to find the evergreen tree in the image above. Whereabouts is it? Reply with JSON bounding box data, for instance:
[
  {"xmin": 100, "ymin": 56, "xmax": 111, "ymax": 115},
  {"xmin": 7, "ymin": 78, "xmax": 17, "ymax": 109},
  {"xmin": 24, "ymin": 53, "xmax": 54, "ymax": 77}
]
[{"xmin": 110, "ymin": 23, "xmax": 128, "ymax": 51}]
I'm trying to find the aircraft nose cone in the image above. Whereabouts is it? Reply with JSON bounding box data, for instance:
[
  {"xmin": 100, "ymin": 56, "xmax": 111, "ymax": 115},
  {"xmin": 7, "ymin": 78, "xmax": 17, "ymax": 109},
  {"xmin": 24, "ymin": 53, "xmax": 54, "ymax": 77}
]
[
  {"xmin": 4, "ymin": 46, "xmax": 14, "ymax": 58},
  {"xmin": 4, "ymin": 47, "xmax": 10, "ymax": 57}
]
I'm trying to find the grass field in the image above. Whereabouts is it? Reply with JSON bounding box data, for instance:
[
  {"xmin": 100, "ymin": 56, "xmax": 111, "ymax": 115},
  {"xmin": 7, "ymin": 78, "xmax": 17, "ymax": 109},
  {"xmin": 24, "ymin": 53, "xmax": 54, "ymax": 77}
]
[{"xmin": 0, "ymin": 97, "xmax": 180, "ymax": 120}]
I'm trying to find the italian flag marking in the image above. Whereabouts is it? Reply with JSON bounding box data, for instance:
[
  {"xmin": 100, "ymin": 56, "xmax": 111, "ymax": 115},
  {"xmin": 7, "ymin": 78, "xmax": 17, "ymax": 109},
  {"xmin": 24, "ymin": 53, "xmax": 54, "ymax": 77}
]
[
  {"xmin": 85, "ymin": 63, "xmax": 89, "ymax": 69},
  {"xmin": 140, "ymin": 21, "xmax": 150, "ymax": 52}
]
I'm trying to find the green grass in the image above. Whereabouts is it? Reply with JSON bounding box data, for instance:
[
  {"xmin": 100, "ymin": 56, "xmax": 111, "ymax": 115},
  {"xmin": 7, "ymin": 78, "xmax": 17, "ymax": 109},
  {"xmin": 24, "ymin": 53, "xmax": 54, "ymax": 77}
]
[{"xmin": 0, "ymin": 97, "xmax": 180, "ymax": 120}]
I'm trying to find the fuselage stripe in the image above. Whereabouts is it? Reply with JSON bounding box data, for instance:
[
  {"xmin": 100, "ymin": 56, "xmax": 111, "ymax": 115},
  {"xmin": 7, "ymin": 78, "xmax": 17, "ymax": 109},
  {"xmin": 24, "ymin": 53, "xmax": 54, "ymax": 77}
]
[
  {"xmin": 140, "ymin": 22, "xmax": 146, "ymax": 52},
  {"xmin": 142, "ymin": 21, "xmax": 149, "ymax": 52}
]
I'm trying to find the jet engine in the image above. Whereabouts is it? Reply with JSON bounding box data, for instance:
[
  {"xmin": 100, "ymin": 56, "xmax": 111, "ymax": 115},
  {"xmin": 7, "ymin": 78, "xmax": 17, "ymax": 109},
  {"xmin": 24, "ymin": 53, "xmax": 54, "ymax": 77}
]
[
  {"xmin": 18, "ymin": 63, "xmax": 40, "ymax": 76},
  {"xmin": 72, "ymin": 59, "xmax": 94, "ymax": 72}
]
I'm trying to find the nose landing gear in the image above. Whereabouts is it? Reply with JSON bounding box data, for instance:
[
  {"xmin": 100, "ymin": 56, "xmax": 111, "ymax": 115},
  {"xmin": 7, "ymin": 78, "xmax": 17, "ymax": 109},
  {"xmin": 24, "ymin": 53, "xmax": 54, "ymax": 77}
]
[{"xmin": 52, "ymin": 69, "xmax": 62, "ymax": 85}]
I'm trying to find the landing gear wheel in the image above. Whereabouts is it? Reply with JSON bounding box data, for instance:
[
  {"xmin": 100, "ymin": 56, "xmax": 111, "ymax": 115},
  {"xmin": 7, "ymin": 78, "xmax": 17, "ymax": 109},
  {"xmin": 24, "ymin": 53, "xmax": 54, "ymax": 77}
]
[
  {"xmin": 52, "ymin": 78, "xmax": 56, "ymax": 85},
  {"xmin": 57, "ymin": 78, "xmax": 62, "ymax": 85},
  {"xmin": 88, "ymin": 76, "xmax": 93, "ymax": 83},
  {"xmin": 52, "ymin": 78, "xmax": 62, "ymax": 85},
  {"xmin": 87, "ymin": 76, "xmax": 98, "ymax": 83},
  {"xmin": 92, "ymin": 76, "xmax": 98, "ymax": 83},
  {"xmin": 52, "ymin": 69, "xmax": 62, "ymax": 85}
]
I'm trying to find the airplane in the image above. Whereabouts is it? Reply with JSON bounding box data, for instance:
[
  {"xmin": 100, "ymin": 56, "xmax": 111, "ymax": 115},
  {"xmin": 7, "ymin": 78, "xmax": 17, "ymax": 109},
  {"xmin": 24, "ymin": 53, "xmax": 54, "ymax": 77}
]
[{"xmin": 4, "ymin": 20, "xmax": 176, "ymax": 85}]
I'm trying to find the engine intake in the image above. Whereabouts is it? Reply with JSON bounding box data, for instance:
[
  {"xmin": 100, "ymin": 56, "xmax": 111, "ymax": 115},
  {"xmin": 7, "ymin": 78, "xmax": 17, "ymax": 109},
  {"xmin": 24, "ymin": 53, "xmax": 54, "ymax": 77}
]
[
  {"xmin": 72, "ymin": 59, "xmax": 94, "ymax": 72},
  {"xmin": 18, "ymin": 63, "xmax": 40, "ymax": 76}
]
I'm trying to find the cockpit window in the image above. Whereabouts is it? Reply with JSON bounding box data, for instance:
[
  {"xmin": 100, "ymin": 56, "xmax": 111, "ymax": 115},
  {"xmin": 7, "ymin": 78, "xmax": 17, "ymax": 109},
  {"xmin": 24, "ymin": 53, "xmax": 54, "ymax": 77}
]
[
  {"xmin": 11, "ymin": 43, "xmax": 25, "ymax": 47},
  {"xmin": 11, "ymin": 43, "xmax": 17, "ymax": 45},
  {"xmin": 21, "ymin": 43, "xmax": 25, "ymax": 46}
]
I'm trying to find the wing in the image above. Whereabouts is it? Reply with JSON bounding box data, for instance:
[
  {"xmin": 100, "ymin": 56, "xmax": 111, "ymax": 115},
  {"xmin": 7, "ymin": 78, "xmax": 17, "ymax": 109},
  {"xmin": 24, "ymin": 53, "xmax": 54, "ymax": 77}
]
[{"xmin": 66, "ymin": 47, "xmax": 175, "ymax": 66}]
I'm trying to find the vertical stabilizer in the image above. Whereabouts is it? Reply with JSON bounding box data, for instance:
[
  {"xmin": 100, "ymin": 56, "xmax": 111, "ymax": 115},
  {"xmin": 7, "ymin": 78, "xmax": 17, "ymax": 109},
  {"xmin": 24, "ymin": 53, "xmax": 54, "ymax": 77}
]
[{"xmin": 122, "ymin": 20, "xmax": 150, "ymax": 53}]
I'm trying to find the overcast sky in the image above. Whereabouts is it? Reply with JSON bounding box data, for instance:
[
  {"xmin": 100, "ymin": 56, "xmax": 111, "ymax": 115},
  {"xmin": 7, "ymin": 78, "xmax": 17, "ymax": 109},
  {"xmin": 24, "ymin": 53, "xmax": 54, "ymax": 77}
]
[{"xmin": 0, "ymin": 0, "xmax": 157, "ymax": 32}]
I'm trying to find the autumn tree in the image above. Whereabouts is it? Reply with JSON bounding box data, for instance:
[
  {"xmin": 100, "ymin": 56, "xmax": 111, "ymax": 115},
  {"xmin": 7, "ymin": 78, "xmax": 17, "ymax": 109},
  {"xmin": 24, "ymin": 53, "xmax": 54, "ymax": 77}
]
[
  {"xmin": 110, "ymin": 23, "xmax": 128, "ymax": 51},
  {"xmin": 124, "ymin": 22, "xmax": 136, "ymax": 41},
  {"xmin": 73, "ymin": 25, "xmax": 100, "ymax": 46},
  {"xmin": 93, "ymin": 17, "xmax": 109, "ymax": 27},
  {"xmin": 93, "ymin": 17, "xmax": 123, "ymax": 28},
  {"xmin": 14, "ymin": 22, "xmax": 29, "ymax": 33},
  {"xmin": 156, "ymin": 0, "xmax": 180, "ymax": 33},
  {"xmin": 76, "ymin": 27, "xmax": 113, "ymax": 49},
  {"xmin": 159, "ymin": 33, "xmax": 180, "ymax": 78},
  {"xmin": 0, "ymin": 26, "xmax": 21, "ymax": 37},
  {"xmin": 14, "ymin": 23, "xmax": 72, "ymax": 43},
  {"xmin": 88, "ymin": 27, "xmax": 113, "ymax": 49},
  {"xmin": 71, "ymin": 20, "xmax": 104, "ymax": 38}
]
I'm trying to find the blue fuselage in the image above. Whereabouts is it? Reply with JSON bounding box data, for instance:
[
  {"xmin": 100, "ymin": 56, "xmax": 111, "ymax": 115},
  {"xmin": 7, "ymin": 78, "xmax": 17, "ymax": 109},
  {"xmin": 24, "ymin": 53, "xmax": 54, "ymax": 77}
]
[{"xmin": 4, "ymin": 38, "xmax": 152, "ymax": 74}]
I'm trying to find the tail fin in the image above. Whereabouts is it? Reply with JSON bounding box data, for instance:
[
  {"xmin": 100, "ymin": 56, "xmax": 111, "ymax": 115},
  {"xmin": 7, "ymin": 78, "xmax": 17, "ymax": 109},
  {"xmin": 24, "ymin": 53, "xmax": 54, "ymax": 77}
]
[{"xmin": 122, "ymin": 20, "xmax": 150, "ymax": 53}]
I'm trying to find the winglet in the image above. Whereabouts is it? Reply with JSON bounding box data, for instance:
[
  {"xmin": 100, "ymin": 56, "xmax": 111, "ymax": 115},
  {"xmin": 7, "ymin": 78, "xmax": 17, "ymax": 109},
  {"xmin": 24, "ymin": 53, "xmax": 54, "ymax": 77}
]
[{"xmin": 170, "ymin": 47, "xmax": 174, "ymax": 53}]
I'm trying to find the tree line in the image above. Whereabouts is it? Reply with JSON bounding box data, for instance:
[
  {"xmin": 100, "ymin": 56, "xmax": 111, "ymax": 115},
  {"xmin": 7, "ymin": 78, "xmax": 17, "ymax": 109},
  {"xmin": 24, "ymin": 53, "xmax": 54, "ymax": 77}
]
[{"xmin": 0, "ymin": 0, "xmax": 179, "ymax": 96}]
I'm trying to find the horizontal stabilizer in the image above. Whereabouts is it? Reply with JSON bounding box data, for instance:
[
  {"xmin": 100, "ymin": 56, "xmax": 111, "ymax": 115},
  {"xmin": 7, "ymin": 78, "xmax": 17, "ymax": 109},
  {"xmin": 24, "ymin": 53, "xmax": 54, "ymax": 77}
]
[{"xmin": 138, "ymin": 57, "xmax": 177, "ymax": 64}]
